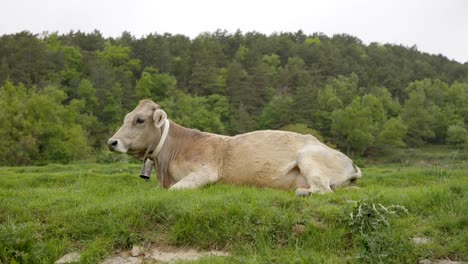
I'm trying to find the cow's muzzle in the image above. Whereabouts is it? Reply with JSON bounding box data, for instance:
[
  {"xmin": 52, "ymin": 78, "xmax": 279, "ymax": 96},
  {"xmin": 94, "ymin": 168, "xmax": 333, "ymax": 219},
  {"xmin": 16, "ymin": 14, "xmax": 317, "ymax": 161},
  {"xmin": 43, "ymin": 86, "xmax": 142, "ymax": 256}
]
[{"xmin": 107, "ymin": 138, "xmax": 127, "ymax": 153}]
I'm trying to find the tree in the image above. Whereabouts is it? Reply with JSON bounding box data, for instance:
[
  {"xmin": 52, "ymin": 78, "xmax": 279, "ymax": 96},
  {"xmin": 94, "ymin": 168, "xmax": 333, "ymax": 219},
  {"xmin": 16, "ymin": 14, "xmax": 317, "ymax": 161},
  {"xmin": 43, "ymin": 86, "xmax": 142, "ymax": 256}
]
[
  {"xmin": 330, "ymin": 97, "xmax": 374, "ymax": 155},
  {"xmin": 446, "ymin": 124, "xmax": 468, "ymax": 147},
  {"xmin": 327, "ymin": 74, "xmax": 360, "ymax": 106},
  {"xmin": 447, "ymin": 82, "xmax": 468, "ymax": 123},
  {"xmin": 315, "ymin": 85, "xmax": 343, "ymax": 136},
  {"xmin": 188, "ymin": 33, "xmax": 227, "ymax": 95},
  {"xmin": 258, "ymin": 95, "xmax": 294, "ymax": 129},
  {"xmin": 76, "ymin": 79, "xmax": 98, "ymax": 111},
  {"xmin": 248, "ymin": 54, "xmax": 281, "ymax": 108},
  {"xmin": 60, "ymin": 30, "xmax": 105, "ymax": 51},
  {"xmin": 161, "ymin": 90, "xmax": 229, "ymax": 134},
  {"xmin": 135, "ymin": 67, "xmax": 177, "ymax": 101},
  {"xmin": 105, "ymin": 82, "xmax": 124, "ymax": 121},
  {"xmin": 277, "ymin": 57, "xmax": 310, "ymax": 94},
  {"xmin": 68, "ymin": 79, "xmax": 100, "ymax": 147},
  {"xmin": 226, "ymin": 61, "xmax": 255, "ymax": 112},
  {"xmin": 0, "ymin": 31, "xmax": 55, "ymax": 87},
  {"xmin": 401, "ymin": 79, "xmax": 460, "ymax": 145},
  {"xmin": 367, "ymin": 86, "xmax": 402, "ymax": 117},
  {"xmin": 329, "ymin": 94, "xmax": 388, "ymax": 155},
  {"xmin": 228, "ymin": 103, "xmax": 256, "ymax": 134},
  {"xmin": 0, "ymin": 82, "xmax": 90, "ymax": 165},
  {"xmin": 45, "ymin": 33, "xmax": 83, "ymax": 86},
  {"xmin": 98, "ymin": 42, "xmax": 141, "ymax": 109},
  {"xmin": 376, "ymin": 118, "xmax": 408, "ymax": 148},
  {"xmin": 401, "ymin": 82, "xmax": 435, "ymax": 145}
]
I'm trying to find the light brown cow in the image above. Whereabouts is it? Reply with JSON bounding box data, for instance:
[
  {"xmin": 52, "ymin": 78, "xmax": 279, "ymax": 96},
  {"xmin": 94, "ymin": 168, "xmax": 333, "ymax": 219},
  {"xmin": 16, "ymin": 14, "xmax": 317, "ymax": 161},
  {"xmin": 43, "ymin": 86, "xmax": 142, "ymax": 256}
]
[{"xmin": 108, "ymin": 100, "xmax": 362, "ymax": 195}]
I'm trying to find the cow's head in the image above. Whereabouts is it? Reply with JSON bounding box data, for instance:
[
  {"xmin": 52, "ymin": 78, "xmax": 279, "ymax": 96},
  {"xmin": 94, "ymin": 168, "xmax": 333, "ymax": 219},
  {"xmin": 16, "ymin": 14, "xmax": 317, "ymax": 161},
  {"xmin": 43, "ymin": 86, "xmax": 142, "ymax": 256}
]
[{"xmin": 107, "ymin": 100, "xmax": 168, "ymax": 159}]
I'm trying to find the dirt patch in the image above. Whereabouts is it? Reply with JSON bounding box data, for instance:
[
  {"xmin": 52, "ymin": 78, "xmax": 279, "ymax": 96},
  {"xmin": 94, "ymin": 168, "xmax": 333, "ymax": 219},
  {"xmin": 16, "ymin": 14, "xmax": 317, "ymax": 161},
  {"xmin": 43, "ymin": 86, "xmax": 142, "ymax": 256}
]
[
  {"xmin": 102, "ymin": 245, "xmax": 229, "ymax": 263},
  {"xmin": 55, "ymin": 252, "xmax": 81, "ymax": 263}
]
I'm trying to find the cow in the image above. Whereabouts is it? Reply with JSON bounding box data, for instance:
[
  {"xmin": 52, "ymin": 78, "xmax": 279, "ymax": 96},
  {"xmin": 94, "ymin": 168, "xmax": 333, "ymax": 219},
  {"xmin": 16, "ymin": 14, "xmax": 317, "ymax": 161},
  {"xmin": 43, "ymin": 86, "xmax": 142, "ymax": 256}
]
[{"xmin": 107, "ymin": 100, "xmax": 362, "ymax": 195}]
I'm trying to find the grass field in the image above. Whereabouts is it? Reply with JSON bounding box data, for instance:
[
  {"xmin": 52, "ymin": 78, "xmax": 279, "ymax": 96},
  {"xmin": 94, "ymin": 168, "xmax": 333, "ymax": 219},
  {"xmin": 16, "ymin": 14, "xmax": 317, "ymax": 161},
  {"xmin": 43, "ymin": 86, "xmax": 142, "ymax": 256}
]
[{"xmin": 0, "ymin": 147, "xmax": 467, "ymax": 263}]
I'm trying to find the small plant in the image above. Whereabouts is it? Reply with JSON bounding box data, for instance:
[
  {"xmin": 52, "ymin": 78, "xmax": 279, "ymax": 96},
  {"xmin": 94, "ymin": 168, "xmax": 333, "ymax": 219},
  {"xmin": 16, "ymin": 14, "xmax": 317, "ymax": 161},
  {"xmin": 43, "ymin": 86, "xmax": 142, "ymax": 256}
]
[
  {"xmin": 348, "ymin": 201, "xmax": 409, "ymax": 235},
  {"xmin": 346, "ymin": 200, "xmax": 410, "ymax": 263}
]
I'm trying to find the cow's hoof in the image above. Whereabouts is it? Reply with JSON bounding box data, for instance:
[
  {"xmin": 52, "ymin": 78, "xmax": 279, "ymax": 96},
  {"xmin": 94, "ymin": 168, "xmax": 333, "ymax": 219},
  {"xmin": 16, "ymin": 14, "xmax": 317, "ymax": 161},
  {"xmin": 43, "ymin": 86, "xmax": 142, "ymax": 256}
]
[
  {"xmin": 139, "ymin": 175, "xmax": 150, "ymax": 180},
  {"xmin": 295, "ymin": 189, "xmax": 311, "ymax": 197}
]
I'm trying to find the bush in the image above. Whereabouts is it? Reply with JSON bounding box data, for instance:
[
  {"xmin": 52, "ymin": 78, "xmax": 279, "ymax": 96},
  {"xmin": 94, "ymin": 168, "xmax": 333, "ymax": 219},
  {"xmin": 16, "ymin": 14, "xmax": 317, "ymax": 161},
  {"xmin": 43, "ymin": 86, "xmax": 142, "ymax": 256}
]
[
  {"xmin": 0, "ymin": 223, "xmax": 64, "ymax": 263},
  {"xmin": 446, "ymin": 125, "xmax": 468, "ymax": 147},
  {"xmin": 0, "ymin": 82, "xmax": 90, "ymax": 165}
]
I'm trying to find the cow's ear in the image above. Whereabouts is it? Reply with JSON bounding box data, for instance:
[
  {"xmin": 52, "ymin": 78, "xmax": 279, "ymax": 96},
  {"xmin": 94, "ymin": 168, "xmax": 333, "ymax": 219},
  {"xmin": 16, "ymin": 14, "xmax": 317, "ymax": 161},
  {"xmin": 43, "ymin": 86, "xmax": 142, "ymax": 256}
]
[{"xmin": 153, "ymin": 109, "xmax": 167, "ymax": 128}]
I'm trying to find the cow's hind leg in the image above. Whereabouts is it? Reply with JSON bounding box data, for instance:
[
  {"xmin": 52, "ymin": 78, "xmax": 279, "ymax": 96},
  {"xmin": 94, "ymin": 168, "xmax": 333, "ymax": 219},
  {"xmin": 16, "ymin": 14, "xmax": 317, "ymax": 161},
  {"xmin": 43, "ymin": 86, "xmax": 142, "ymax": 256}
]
[{"xmin": 295, "ymin": 148, "xmax": 333, "ymax": 196}]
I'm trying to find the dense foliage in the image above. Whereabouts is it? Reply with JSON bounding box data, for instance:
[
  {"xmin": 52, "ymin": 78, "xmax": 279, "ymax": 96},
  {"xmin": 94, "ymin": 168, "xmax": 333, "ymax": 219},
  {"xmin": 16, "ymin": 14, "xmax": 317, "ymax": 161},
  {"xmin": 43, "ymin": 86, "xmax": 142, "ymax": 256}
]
[{"xmin": 1, "ymin": 30, "xmax": 467, "ymax": 165}]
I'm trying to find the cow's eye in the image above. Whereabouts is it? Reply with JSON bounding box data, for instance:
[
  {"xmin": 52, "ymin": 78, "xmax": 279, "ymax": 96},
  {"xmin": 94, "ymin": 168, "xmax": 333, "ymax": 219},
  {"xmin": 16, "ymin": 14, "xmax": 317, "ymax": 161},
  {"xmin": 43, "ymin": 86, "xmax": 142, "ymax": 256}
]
[{"xmin": 136, "ymin": 117, "xmax": 145, "ymax": 124}]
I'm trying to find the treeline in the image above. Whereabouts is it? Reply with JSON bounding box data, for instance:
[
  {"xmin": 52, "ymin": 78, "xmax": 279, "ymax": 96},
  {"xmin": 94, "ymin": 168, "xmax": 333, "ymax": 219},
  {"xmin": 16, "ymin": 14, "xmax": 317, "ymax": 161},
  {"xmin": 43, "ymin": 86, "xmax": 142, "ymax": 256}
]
[{"xmin": 0, "ymin": 30, "xmax": 467, "ymax": 165}]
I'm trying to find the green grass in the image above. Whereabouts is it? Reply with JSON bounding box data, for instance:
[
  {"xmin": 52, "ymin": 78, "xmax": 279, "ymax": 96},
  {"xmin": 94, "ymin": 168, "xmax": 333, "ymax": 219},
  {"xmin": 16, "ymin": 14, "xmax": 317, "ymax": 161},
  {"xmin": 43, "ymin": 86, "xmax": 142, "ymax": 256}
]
[
  {"xmin": 0, "ymin": 153, "xmax": 467, "ymax": 263},
  {"xmin": 366, "ymin": 144, "xmax": 468, "ymax": 166}
]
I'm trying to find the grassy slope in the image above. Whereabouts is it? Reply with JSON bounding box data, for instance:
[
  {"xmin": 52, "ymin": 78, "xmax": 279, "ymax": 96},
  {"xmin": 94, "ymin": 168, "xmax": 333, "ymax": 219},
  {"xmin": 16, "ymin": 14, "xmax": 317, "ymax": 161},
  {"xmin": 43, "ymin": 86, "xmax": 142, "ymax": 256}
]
[{"xmin": 0, "ymin": 149, "xmax": 467, "ymax": 263}]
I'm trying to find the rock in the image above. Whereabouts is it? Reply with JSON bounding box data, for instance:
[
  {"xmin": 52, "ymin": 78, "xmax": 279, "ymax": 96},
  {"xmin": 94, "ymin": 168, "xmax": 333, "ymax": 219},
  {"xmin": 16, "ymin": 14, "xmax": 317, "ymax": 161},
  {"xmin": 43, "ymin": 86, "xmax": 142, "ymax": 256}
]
[
  {"xmin": 148, "ymin": 247, "xmax": 229, "ymax": 262},
  {"xmin": 101, "ymin": 245, "xmax": 229, "ymax": 263},
  {"xmin": 131, "ymin": 245, "xmax": 143, "ymax": 257},
  {"xmin": 55, "ymin": 252, "xmax": 81, "ymax": 264},
  {"xmin": 101, "ymin": 256, "xmax": 141, "ymax": 264},
  {"xmin": 149, "ymin": 248, "xmax": 200, "ymax": 262},
  {"xmin": 210, "ymin": 250, "xmax": 230, "ymax": 257},
  {"xmin": 412, "ymin": 237, "xmax": 430, "ymax": 245}
]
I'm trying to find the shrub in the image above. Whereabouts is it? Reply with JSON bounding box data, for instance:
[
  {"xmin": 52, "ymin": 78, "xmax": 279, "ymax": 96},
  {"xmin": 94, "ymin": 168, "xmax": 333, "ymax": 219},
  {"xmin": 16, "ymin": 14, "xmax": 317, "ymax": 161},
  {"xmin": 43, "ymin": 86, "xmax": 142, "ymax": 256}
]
[
  {"xmin": 346, "ymin": 200, "xmax": 411, "ymax": 263},
  {"xmin": 446, "ymin": 125, "xmax": 468, "ymax": 147}
]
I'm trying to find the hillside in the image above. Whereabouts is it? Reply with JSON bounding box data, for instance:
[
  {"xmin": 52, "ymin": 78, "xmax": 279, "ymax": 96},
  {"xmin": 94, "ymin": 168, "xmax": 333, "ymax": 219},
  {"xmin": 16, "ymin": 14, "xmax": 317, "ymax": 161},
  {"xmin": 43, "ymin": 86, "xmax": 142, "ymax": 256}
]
[{"xmin": 0, "ymin": 30, "xmax": 467, "ymax": 165}]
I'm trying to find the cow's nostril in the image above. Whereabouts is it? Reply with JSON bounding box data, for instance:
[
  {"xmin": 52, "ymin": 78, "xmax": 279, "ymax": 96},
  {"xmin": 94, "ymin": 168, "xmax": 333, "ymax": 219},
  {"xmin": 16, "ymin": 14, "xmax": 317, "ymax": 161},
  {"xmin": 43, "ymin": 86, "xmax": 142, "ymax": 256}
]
[{"xmin": 108, "ymin": 139, "xmax": 118, "ymax": 149}]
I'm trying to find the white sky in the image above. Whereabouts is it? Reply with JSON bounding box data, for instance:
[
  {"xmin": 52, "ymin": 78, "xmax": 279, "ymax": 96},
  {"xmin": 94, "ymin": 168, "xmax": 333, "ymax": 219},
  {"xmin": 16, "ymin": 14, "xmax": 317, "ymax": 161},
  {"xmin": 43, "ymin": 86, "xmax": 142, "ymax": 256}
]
[{"xmin": 2, "ymin": 0, "xmax": 468, "ymax": 63}]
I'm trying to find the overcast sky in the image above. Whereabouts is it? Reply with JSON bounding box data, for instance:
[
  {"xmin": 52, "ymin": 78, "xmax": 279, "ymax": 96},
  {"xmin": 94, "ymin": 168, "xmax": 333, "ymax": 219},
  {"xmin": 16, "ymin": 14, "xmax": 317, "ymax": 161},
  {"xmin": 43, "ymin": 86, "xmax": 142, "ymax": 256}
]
[{"xmin": 2, "ymin": 0, "xmax": 468, "ymax": 63}]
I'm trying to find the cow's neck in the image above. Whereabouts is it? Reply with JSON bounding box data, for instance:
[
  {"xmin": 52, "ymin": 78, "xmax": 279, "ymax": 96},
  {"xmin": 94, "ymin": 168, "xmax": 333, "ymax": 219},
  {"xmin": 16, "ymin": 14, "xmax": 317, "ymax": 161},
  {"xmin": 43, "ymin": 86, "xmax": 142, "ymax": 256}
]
[{"xmin": 151, "ymin": 121, "xmax": 205, "ymax": 188}]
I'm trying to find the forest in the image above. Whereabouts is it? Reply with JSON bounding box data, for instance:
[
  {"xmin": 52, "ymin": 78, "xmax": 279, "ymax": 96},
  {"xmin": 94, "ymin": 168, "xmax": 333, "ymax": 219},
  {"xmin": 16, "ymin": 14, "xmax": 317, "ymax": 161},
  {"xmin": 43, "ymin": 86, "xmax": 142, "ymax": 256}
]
[{"xmin": 0, "ymin": 30, "xmax": 467, "ymax": 165}]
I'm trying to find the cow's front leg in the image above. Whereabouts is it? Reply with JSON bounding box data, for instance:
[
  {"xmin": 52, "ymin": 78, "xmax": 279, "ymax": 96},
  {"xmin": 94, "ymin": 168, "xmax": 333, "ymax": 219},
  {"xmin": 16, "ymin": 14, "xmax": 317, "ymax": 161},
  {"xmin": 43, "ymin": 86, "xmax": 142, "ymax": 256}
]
[{"xmin": 169, "ymin": 171, "xmax": 218, "ymax": 190}]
